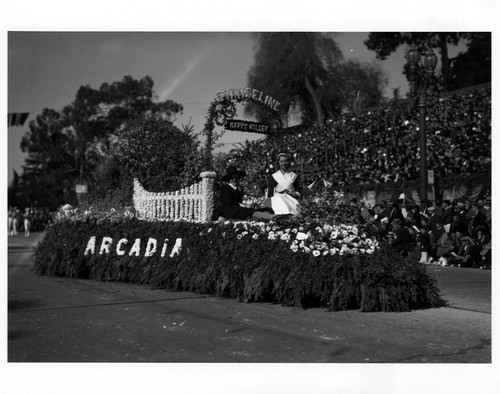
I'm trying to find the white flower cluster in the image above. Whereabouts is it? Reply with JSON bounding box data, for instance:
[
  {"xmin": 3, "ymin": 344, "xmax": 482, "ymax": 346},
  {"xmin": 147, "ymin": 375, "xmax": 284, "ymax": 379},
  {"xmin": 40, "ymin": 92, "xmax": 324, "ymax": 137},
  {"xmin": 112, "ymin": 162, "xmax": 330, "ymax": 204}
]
[
  {"xmin": 133, "ymin": 172, "xmax": 217, "ymax": 223},
  {"xmin": 204, "ymin": 220, "xmax": 379, "ymax": 258},
  {"xmin": 242, "ymin": 195, "xmax": 267, "ymax": 209}
]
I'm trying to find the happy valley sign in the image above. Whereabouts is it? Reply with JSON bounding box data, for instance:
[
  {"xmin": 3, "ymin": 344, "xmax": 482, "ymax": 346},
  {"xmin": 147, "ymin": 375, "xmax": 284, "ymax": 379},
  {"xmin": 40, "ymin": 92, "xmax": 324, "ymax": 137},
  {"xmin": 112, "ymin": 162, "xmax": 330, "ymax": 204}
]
[{"xmin": 224, "ymin": 119, "xmax": 270, "ymax": 133}]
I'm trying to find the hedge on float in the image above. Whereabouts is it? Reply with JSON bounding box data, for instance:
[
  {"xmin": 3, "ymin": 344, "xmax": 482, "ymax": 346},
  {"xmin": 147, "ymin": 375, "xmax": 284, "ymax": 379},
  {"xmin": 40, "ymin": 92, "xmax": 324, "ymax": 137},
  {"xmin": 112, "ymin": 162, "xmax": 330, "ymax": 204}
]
[{"xmin": 33, "ymin": 214, "xmax": 442, "ymax": 312}]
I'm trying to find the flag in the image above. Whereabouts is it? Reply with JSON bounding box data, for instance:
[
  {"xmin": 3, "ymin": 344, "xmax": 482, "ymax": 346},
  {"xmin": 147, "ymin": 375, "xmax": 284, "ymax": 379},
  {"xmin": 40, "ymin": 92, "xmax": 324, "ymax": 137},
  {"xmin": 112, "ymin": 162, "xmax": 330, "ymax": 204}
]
[{"xmin": 8, "ymin": 112, "xmax": 29, "ymax": 127}]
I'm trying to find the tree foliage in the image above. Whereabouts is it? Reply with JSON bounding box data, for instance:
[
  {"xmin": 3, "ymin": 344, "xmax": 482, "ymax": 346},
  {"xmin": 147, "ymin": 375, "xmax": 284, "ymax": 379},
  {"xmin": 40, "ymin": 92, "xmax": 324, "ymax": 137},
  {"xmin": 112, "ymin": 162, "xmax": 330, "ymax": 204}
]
[
  {"xmin": 109, "ymin": 117, "xmax": 203, "ymax": 194},
  {"xmin": 246, "ymin": 33, "xmax": 343, "ymax": 126},
  {"xmin": 449, "ymin": 32, "xmax": 491, "ymax": 89},
  {"xmin": 246, "ymin": 32, "xmax": 387, "ymax": 126},
  {"xmin": 333, "ymin": 59, "xmax": 387, "ymax": 113},
  {"xmin": 15, "ymin": 76, "xmax": 184, "ymax": 209},
  {"xmin": 364, "ymin": 32, "xmax": 491, "ymax": 92}
]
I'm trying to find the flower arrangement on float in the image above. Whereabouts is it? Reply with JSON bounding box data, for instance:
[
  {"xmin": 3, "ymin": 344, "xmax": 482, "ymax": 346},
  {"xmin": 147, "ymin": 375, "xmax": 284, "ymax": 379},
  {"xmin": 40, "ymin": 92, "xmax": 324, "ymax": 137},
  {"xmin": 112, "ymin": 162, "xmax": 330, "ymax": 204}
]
[
  {"xmin": 37, "ymin": 172, "xmax": 440, "ymax": 313},
  {"xmin": 205, "ymin": 220, "xmax": 379, "ymax": 258},
  {"xmin": 132, "ymin": 171, "xmax": 217, "ymax": 222},
  {"xmin": 36, "ymin": 202, "xmax": 440, "ymax": 312}
]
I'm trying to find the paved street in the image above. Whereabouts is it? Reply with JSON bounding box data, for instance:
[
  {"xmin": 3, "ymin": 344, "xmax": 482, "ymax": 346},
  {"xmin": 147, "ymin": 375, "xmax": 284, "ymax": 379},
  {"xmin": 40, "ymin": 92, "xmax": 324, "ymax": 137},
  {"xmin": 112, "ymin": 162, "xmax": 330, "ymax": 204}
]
[{"xmin": 7, "ymin": 232, "xmax": 492, "ymax": 364}]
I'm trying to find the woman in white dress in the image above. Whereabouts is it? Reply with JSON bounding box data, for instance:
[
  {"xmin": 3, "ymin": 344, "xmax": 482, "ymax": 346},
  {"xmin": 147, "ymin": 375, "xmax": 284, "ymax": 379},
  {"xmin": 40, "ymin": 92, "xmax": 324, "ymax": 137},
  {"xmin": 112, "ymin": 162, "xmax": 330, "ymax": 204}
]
[{"xmin": 266, "ymin": 153, "xmax": 302, "ymax": 215}]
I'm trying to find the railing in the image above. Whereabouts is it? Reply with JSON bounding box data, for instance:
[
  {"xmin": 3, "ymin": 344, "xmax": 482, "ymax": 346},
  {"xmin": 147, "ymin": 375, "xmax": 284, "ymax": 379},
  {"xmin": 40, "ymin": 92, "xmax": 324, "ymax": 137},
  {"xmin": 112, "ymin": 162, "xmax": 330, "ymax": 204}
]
[{"xmin": 133, "ymin": 171, "xmax": 217, "ymax": 222}]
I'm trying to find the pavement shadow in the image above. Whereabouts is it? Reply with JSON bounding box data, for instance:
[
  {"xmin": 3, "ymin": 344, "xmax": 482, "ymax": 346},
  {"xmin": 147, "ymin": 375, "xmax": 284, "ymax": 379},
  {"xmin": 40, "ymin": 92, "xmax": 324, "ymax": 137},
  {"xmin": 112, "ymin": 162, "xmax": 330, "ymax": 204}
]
[
  {"xmin": 8, "ymin": 298, "xmax": 45, "ymax": 311},
  {"xmin": 8, "ymin": 329, "xmax": 36, "ymax": 341}
]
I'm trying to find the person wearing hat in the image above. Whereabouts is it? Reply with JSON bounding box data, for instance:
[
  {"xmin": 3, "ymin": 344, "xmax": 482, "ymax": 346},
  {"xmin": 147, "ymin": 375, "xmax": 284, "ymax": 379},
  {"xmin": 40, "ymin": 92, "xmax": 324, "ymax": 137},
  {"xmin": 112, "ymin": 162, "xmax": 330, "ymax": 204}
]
[
  {"xmin": 218, "ymin": 165, "xmax": 276, "ymax": 222},
  {"xmin": 265, "ymin": 153, "xmax": 302, "ymax": 215},
  {"xmin": 427, "ymin": 205, "xmax": 442, "ymax": 235}
]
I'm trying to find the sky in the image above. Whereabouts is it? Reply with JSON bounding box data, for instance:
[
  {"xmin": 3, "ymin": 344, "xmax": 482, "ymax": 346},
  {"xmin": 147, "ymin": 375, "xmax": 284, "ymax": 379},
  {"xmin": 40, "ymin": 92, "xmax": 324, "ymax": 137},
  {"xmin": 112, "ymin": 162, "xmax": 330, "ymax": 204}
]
[
  {"xmin": 2, "ymin": 1, "xmax": 500, "ymax": 393},
  {"xmin": 6, "ymin": 31, "xmax": 413, "ymax": 183}
]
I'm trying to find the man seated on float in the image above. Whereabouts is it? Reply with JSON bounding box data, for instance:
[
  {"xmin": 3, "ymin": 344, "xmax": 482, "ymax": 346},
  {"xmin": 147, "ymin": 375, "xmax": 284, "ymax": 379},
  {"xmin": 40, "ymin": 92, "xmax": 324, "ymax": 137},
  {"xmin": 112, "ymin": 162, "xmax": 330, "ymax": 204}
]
[
  {"xmin": 218, "ymin": 165, "xmax": 276, "ymax": 222},
  {"xmin": 265, "ymin": 153, "xmax": 302, "ymax": 215}
]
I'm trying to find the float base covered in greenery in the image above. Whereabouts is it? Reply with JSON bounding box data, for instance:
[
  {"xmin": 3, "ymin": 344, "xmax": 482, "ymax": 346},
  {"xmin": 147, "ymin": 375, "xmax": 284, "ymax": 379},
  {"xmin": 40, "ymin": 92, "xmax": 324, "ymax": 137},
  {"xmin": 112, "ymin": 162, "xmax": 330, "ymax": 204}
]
[{"xmin": 33, "ymin": 217, "xmax": 442, "ymax": 312}]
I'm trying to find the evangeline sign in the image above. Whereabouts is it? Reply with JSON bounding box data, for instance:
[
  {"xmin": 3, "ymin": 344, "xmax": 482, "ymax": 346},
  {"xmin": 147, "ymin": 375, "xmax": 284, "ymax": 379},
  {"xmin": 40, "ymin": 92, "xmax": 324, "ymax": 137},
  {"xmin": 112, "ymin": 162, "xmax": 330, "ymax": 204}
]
[
  {"xmin": 215, "ymin": 88, "xmax": 280, "ymax": 112},
  {"xmin": 203, "ymin": 87, "xmax": 282, "ymax": 167}
]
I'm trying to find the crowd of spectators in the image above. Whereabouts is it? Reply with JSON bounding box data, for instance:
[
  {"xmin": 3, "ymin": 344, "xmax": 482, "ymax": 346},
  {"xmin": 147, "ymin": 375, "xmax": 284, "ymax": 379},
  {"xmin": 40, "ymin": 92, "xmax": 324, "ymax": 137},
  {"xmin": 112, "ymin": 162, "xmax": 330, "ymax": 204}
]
[
  {"xmin": 353, "ymin": 194, "xmax": 492, "ymax": 269},
  {"xmin": 225, "ymin": 84, "xmax": 491, "ymax": 269},
  {"xmin": 8, "ymin": 206, "xmax": 54, "ymax": 236},
  {"xmin": 229, "ymin": 84, "xmax": 491, "ymax": 189}
]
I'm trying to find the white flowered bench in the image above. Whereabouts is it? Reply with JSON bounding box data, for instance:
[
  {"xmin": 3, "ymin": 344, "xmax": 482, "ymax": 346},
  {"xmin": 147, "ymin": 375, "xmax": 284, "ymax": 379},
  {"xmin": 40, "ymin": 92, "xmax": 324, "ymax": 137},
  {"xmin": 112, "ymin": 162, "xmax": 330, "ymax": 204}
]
[{"xmin": 133, "ymin": 171, "xmax": 217, "ymax": 222}]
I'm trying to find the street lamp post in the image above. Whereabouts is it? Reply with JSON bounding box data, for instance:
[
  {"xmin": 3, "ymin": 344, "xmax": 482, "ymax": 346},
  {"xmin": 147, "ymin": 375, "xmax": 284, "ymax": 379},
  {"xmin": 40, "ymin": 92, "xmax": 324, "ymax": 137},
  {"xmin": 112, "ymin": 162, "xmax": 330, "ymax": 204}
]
[{"xmin": 406, "ymin": 46, "xmax": 438, "ymax": 203}]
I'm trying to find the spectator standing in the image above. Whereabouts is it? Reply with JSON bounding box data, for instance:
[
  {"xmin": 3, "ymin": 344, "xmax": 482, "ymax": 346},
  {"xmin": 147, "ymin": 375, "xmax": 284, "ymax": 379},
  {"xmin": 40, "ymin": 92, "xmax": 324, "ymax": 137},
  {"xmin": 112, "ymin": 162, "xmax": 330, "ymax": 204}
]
[
  {"xmin": 23, "ymin": 208, "xmax": 32, "ymax": 237},
  {"xmin": 10, "ymin": 207, "xmax": 20, "ymax": 236},
  {"xmin": 418, "ymin": 225, "xmax": 431, "ymax": 264},
  {"xmin": 441, "ymin": 200, "xmax": 453, "ymax": 233},
  {"xmin": 454, "ymin": 201, "xmax": 469, "ymax": 235},
  {"xmin": 470, "ymin": 202, "xmax": 488, "ymax": 236},
  {"xmin": 427, "ymin": 206, "xmax": 441, "ymax": 242},
  {"xmin": 8, "ymin": 206, "xmax": 14, "ymax": 236}
]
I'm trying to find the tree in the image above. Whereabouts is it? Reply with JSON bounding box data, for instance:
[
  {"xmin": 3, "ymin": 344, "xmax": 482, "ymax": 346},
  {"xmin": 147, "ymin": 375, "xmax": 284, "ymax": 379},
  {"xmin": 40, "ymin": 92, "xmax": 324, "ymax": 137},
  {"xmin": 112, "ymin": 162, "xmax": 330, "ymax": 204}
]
[
  {"xmin": 19, "ymin": 108, "xmax": 75, "ymax": 208},
  {"xmin": 364, "ymin": 32, "xmax": 491, "ymax": 92},
  {"xmin": 246, "ymin": 32, "xmax": 344, "ymax": 126},
  {"xmin": 246, "ymin": 33, "xmax": 387, "ymax": 126},
  {"xmin": 332, "ymin": 59, "xmax": 387, "ymax": 113},
  {"xmin": 105, "ymin": 117, "xmax": 202, "ymax": 196},
  {"xmin": 19, "ymin": 76, "xmax": 184, "ymax": 208},
  {"xmin": 449, "ymin": 32, "xmax": 491, "ymax": 89}
]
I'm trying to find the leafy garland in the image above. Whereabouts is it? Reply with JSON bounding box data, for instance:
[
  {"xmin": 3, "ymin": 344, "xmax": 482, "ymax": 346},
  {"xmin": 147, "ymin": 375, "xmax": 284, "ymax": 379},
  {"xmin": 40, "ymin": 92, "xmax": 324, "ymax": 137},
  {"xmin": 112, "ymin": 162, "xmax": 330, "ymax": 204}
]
[{"xmin": 202, "ymin": 92, "xmax": 282, "ymax": 169}]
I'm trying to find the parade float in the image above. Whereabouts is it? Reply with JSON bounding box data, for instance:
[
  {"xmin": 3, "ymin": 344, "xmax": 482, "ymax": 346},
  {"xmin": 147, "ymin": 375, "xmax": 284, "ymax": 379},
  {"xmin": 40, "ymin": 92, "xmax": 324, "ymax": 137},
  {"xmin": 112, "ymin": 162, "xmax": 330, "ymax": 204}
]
[{"xmin": 33, "ymin": 88, "xmax": 442, "ymax": 312}]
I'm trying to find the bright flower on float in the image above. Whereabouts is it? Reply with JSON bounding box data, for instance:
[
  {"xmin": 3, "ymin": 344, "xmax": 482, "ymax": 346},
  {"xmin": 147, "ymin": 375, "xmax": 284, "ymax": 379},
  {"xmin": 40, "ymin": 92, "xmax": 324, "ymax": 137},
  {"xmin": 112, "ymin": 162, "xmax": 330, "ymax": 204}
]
[
  {"xmin": 312, "ymin": 250, "xmax": 321, "ymax": 257},
  {"xmin": 296, "ymin": 232, "xmax": 308, "ymax": 241}
]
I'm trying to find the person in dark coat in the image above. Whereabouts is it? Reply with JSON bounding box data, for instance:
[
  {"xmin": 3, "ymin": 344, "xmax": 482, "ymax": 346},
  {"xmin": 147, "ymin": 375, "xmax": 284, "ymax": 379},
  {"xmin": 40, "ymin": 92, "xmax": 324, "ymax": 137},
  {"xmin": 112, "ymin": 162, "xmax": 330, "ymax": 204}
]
[
  {"xmin": 441, "ymin": 200, "xmax": 453, "ymax": 233},
  {"xmin": 453, "ymin": 201, "xmax": 469, "ymax": 235},
  {"xmin": 470, "ymin": 202, "xmax": 488, "ymax": 236},
  {"xmin": 378, "ymin": 200, "xmax": 390, "ymax": 222},
  {"xmin": 418, "ymin": 224, "xmax": 431, "ymax": 263},
  {"xmin": 390, "ymin": 218, "xmax": 414, "ymax": 256},
  {"xmin": 218, "ymin": 165, "xmax": 276, "ymax": 221},
  {"xmin": 389, "ymin": 201, "xmax": 405, "ymax": 223}
]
